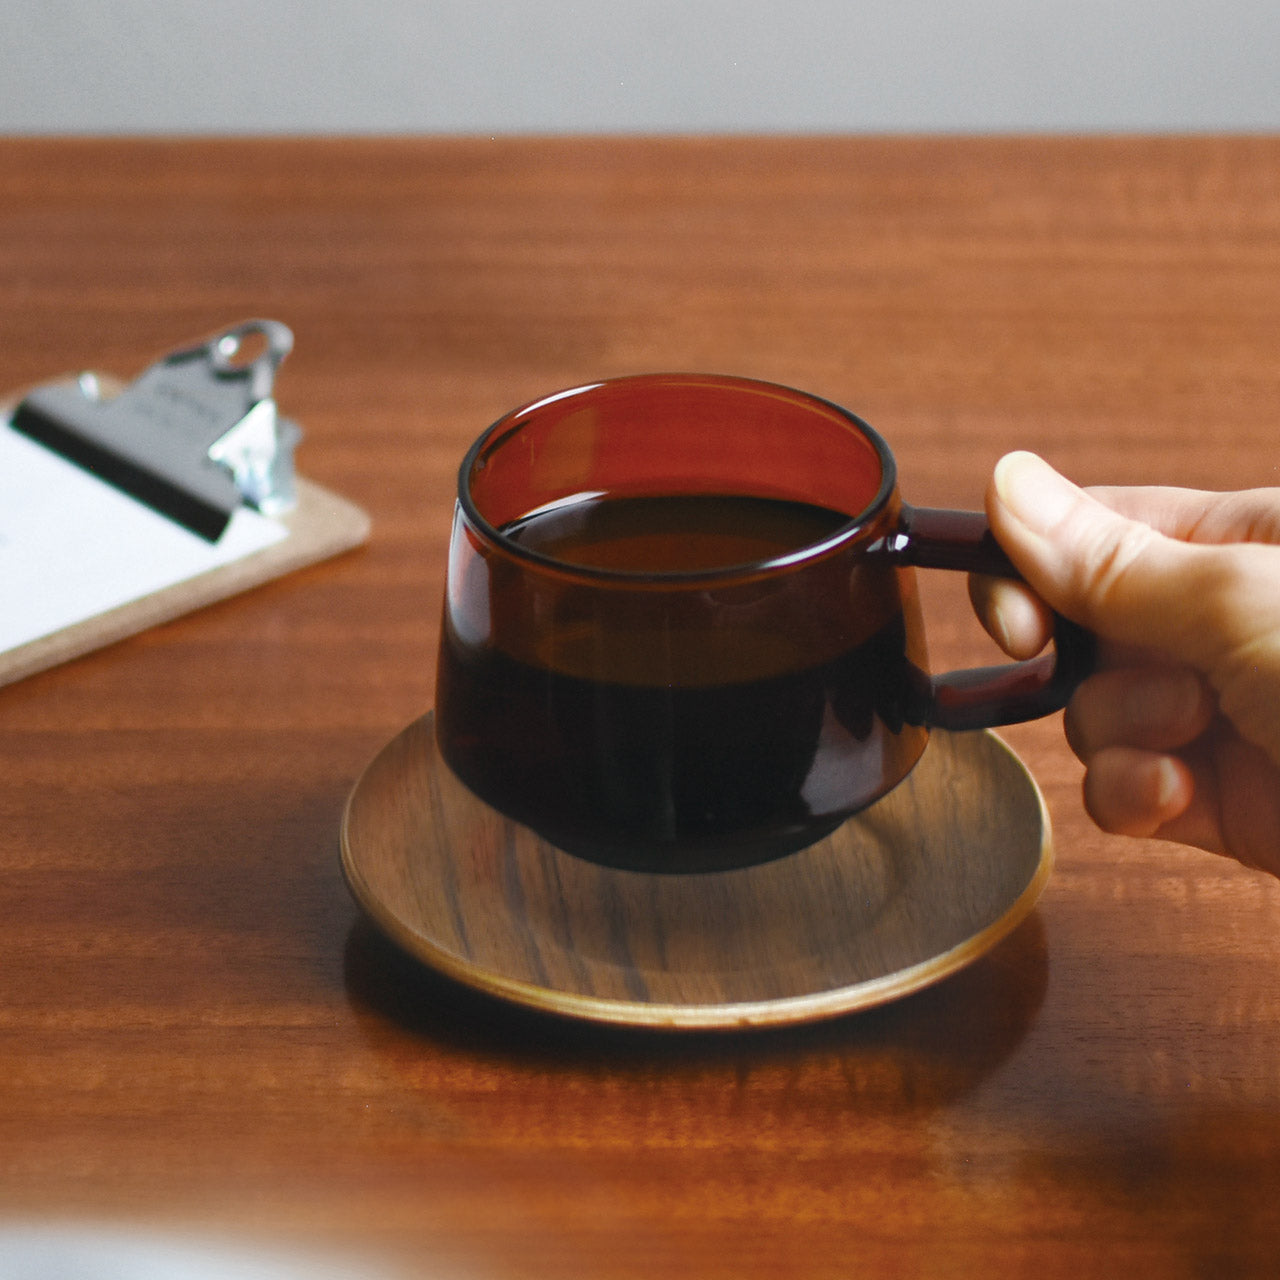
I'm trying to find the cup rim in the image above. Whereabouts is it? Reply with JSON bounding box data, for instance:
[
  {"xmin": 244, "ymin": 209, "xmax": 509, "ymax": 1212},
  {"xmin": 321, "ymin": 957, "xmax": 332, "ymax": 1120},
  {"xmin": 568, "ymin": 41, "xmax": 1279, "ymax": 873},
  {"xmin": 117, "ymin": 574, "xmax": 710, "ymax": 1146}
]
[{"xmin": 456, "ymin": 373, "xmax": 899, "ymax": 584}]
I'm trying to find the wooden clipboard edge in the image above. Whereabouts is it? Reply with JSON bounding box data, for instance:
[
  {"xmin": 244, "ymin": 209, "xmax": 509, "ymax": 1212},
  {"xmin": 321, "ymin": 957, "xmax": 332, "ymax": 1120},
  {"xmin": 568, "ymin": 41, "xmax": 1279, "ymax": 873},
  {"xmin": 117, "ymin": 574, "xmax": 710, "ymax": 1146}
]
[{"xmin": 0, "ymin": 476, "xmax": 371, "ymax": 689}]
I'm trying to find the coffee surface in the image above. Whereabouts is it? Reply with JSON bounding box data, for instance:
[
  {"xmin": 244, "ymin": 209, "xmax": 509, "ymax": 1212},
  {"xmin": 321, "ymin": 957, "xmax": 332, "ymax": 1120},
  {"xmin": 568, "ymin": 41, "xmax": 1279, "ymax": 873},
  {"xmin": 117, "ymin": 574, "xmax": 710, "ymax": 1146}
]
[{"xmin": 502, "ymin": 491, "xmax": 851, "ymax": 574}]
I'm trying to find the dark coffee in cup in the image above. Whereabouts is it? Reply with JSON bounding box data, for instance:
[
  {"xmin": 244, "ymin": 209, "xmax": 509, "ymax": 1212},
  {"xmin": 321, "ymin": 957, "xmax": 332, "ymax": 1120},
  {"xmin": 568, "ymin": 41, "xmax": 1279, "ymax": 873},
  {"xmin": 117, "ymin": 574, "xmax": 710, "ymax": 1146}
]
[{"xmin": 435, "ymin": 376, "xmax": 1092, "ymax": 872}]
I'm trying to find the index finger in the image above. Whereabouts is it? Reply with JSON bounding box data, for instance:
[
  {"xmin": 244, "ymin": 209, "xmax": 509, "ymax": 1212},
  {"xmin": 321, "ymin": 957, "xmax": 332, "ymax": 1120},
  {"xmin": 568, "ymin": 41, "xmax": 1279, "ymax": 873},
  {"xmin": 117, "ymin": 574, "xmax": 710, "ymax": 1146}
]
[
  {"xmin": 968, "ymin": 570, "xmax": 1170, "ymax": 670},
  {"xmin": 1086, "ymin": 485, "xmax": 1280, "ymax": 546}
]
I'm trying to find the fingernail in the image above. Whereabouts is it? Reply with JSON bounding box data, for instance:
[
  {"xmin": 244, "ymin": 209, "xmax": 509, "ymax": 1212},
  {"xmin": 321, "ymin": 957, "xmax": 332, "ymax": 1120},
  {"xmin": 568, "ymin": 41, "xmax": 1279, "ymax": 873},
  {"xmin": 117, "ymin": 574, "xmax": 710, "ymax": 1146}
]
[
  {"xmin": 1152, "ymin": 755, "xmax": 1191, "ymax": 821},
  {"xmin": 988, "ymin": 599, "xmax": 1014, "ymax": 654},
  {"xmin": 983, "ymin": 577, "xmax": 1051, "ymax": 660},
  {"xmin": 993, "ymin": 452, "xmax": 1079, "ymax": 536}
]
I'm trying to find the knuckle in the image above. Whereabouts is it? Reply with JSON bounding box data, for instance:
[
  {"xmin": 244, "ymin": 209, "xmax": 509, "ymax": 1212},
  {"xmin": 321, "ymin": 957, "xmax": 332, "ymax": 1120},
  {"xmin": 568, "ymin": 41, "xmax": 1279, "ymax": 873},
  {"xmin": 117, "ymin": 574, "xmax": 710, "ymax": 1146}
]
[
  {"xmin": 1214, "ymin": 637, "xmax": 1280, "ymax": 766},
  {"xmin": 1181, "ymin": 546, "xmax": 1280, "ymax": 765},
  {"xmin": 1069, "ymin": 517, "xmax": 1160, "ymax": 623},
  {"xmin": 1196, "ymin": 548, "xmax": 1280, "ymax": 662}
]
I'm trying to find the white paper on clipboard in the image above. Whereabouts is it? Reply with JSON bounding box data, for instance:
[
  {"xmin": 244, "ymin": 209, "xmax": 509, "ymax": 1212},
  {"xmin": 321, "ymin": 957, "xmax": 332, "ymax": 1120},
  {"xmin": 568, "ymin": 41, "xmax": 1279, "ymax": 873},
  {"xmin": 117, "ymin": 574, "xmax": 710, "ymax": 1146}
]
[{"xmin": 0, "ymin": 422, "xmax": 290, "ymax": 654}]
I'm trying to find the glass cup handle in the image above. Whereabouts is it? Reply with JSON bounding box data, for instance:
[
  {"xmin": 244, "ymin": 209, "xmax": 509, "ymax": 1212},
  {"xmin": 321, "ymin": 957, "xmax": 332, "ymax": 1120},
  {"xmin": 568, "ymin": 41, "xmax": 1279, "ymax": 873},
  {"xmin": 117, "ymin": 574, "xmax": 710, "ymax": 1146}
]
[{"xmin": 894, "ymin": 505, "xmax": 1096, "ymax": 732}]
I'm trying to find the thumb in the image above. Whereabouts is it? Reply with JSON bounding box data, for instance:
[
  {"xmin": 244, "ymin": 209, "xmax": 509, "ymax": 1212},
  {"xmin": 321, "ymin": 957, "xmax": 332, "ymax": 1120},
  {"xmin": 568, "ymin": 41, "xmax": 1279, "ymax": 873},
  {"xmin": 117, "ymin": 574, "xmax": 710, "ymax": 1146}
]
[{"xmin": 987, "ymin": 452, "xmax": 1262, "ymax": 675}]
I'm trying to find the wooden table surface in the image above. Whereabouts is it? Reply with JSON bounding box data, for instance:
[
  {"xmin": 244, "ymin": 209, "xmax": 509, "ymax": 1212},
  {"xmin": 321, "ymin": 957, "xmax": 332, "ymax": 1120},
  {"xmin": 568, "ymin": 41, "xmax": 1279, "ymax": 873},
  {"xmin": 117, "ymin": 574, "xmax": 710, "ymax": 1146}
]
[{"xmin": 2, "ymin": 136, "xmax": 1279, "ymax": 1278}]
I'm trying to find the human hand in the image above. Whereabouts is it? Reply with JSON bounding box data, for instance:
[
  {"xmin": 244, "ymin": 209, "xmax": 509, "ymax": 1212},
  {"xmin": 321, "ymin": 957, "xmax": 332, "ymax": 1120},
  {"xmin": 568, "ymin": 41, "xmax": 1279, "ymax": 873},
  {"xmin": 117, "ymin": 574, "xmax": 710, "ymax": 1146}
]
[{"xmin": 970, "ymin": 451, "xmax": 1280, "ymax": 874}]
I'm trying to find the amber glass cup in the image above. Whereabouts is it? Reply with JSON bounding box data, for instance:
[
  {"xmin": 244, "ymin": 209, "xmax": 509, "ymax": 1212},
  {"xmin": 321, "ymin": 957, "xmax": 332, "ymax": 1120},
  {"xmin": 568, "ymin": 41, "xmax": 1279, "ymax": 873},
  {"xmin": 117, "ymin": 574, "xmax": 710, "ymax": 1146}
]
[{"xmin": 435, "ymin": 375, "xmax": 1092, "ymax": 872}]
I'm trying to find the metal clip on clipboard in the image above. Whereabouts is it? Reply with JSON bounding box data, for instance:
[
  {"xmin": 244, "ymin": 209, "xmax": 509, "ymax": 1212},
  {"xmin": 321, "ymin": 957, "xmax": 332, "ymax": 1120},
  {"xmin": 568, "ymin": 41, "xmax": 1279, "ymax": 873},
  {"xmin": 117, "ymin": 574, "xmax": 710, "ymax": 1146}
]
[{"xmin": 10, "ymin": 319, "xmax": 301, "ymax": 542}]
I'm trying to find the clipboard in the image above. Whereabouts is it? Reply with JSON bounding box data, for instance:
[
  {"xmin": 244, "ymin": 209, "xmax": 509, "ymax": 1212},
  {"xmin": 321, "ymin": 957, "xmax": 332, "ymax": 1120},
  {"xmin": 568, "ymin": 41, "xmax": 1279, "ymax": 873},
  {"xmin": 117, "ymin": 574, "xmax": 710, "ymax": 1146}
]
[{"xmin": 0, "ymin": 321, "xmax": 371, "ymax": 688}]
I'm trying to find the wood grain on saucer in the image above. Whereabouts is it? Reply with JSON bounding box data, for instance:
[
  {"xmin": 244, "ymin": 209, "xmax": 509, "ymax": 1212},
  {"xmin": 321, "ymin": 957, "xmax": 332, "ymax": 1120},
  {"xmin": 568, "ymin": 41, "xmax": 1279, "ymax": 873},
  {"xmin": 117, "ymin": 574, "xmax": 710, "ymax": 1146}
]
[{"xmin": 341, "ymin": 712, "xmax": 1052, "ymax": 1029}]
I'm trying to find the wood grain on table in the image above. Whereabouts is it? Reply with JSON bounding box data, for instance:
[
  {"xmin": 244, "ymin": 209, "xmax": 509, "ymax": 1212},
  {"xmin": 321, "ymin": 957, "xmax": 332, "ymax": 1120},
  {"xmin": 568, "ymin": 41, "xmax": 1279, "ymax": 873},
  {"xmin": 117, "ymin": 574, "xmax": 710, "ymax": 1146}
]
[{"xmin": 2, "ymin": 136, "xmax": 1279, "ymax": 1278}]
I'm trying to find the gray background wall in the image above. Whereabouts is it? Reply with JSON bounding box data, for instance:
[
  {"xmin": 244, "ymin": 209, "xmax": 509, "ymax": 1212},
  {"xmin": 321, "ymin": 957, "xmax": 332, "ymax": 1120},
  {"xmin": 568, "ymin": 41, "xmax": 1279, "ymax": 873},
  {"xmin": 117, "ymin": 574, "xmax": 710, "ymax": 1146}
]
[{"xmin": 4, "ymin": 0, "xmax": 1279, "ymax": 133}]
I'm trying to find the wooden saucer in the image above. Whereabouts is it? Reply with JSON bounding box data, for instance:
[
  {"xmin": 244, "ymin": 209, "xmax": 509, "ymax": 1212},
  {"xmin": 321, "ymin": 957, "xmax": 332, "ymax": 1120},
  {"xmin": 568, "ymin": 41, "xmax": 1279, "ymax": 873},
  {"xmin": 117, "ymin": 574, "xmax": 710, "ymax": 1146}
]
[{"xmin": 340, "ymin": 713, "xmax": 1052, "ymax": 1030}]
